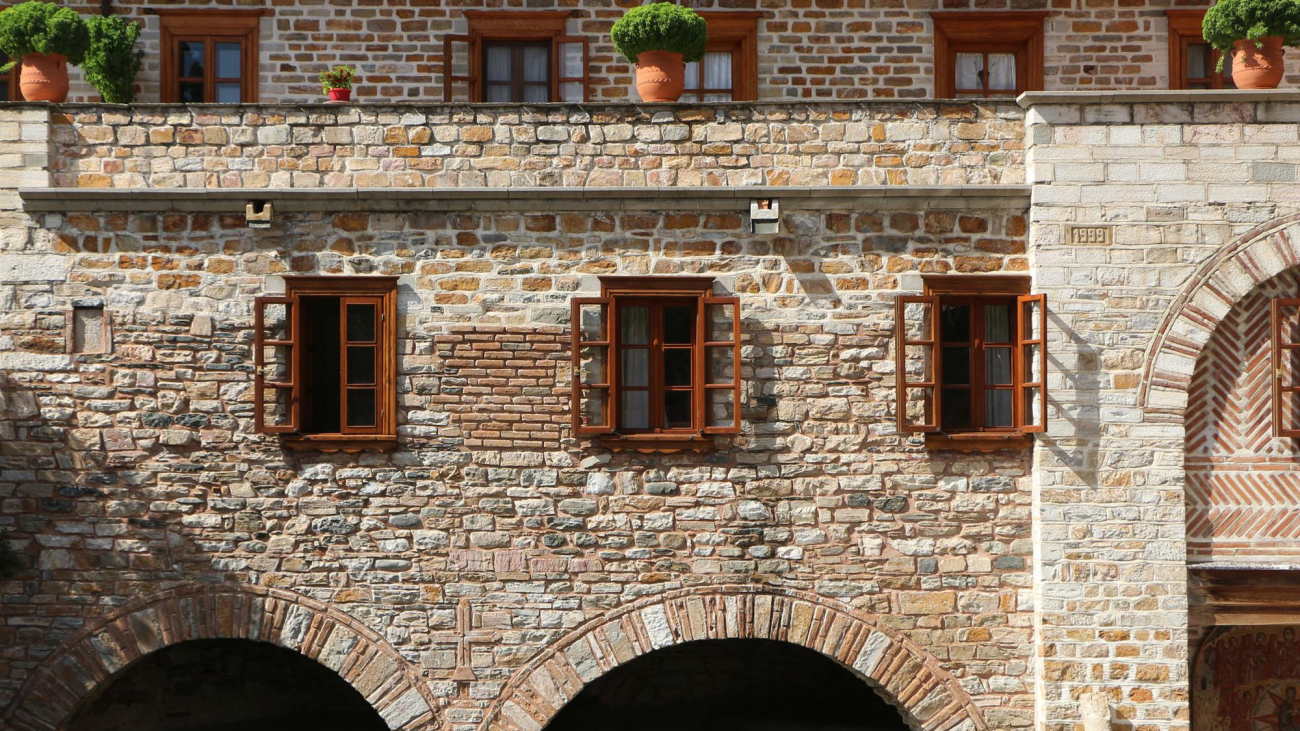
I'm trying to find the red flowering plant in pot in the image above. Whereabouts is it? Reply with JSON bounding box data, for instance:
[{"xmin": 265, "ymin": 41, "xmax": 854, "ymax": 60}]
[
  {"xmin": 319, "ymin": 65, "xmax": 356, "ymax": 102},
  {"xmin": 612, "ymin": 3, "xmax": 707, "ymax": 102},
  {"xmin": 0, "ymin": 1, "xmax": 89, "ymax": 103},
  {"xmin": 1203, "ymin": 0, "xmax": 1300, "ymax": 89}
]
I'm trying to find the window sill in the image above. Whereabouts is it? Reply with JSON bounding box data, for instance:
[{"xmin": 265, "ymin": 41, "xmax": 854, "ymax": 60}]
[
  {"xmin": 923, "ymin": 432, "xmax": 1033, "ymax": 452},
  {"xmin": 597, "ymin": 433, "xmax": 719, "ymax": 453},
  {"xmin": 282, "ymin": 434, "xmax": 398, "ymax": 453}
]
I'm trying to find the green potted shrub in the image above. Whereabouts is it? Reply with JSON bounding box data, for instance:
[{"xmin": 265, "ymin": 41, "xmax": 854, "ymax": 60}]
[
  {"xmin": 0, "ymin": 1, "xmax": 89, "ymax": 102},
  {"xmin": 82, "ymin": 14, "xmax": 143, "ymax": 104},
  {"xmin": 1203, "ymin": 0, "xmax": 1300, "ymax": 89},
  {"xmin": 611, "ymin": 3, "xmax": 707, "ymax": 102},
  {"xmin": 319, "ymin": 65, "xmax": 356, "ymax": 102}
]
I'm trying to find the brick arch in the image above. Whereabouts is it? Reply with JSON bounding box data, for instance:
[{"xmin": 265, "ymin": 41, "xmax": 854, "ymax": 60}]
[
  {"xmin": 1, "ymin": 583, "xmax": 437, "ymax": 731},
  {"xmin": 481, "ymin": 586, "xmax": 987, "ymax": 731},
  {"xmin": 1141, "ymin": 213, "xmax": 1300, "ymax": 416}
]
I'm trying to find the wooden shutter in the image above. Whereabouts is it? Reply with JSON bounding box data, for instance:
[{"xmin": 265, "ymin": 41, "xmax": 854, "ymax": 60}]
[
  {"xmin": 553, "ymin": 36, "xmax": 589, "ymax": 102},
  {"xmin": 572, "ymin": 297, "xmax": 614, "ymax": 435},
  {"xmin": 701, "ymin": 296, "xmax": 741, "ymax": 434},
  {"xmin": 896, "ymin": 294, "xmax": 940, "ymax": 433},
  {"xmin": 340, "ymin": 296, "xmax": 384, "ymax": 435},
  {"xmin": 1272, "ymin": 298, "xmax": 1300, "ymax": 437},
  {"xmin": 1016, "ymin": 293, "xmax": 1047, "ymax": 433},
  {"xmin": 254, "ymin": 296, "xmax": 299, "ymax": 433},
  {"xmin": 444, "ymin": 34, "xmax": 480, "ymax": 102}
]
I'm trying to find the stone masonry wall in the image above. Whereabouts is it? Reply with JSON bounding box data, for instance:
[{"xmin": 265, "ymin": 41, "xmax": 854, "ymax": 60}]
[
  {"xmin": 42, "ymin": 101, "xmax": 1025, "ymax": 189},
  {"xmin": 46, "ymin": 1, "xmax": 1300, "ymax": 103},
  {"xmin": 0, "ymin": 191, "xmax": 1036, "ymax": 729}
]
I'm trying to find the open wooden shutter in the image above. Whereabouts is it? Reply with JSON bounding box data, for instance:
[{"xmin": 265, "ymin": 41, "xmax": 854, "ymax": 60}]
[
  {"xmin": 553, "ymin": 36, "xmax": 589, "ymax": 102},
  {"xmin": 254, "ymin": 296, "xmax": 299, "ymax": 434},
  {"xmin": 701, "ymin": 296, "xmax": 741, "ymax": 434},
  {"xmin": 572, "ymin": 297, "xmax": 615, "ymax": 435},
  {"xmin": 1016, "ymin": 293, "xmax": 1047, "ymax": 433},
  {"xmin": 1272, "ymin": 298, "xmax": 1300, "ymax": 437},
  {"xmin": 444, "ymin": 34, "xmax": 480, "ymax": 102},
  {"xmin": 896, "ymin": 294, "xmax": 940, "ymax": 433}
]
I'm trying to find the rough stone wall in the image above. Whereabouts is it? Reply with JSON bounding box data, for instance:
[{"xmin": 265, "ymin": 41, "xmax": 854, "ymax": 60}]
[
  {"xmin": 43, "ymin": 102, "xmax": 1025, "ymax": 189},
  {"xmin": 45, "ymin": 0, "xmax": 1300, "ymax": 103},
  {"xmin": 0, "ymin": 188, "xmax": 1036, "ymax": 729}
]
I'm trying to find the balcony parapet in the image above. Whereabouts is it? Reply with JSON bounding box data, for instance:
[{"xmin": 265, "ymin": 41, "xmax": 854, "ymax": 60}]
[{"xmin": 0, "ymin": 100, "xmax": 1025, "ymax": 191}]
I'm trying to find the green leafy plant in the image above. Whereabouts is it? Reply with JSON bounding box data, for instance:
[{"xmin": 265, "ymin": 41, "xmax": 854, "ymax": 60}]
[
  {"xmin": 1203, "ymin": 0, "xmax": 1300, "ymax": 70},
  {"xmin": 0, "ymin": 1, "xmax": 89, "ymax": 71},
  {"xmin": 611, "ymin": 3, "xmax": 708, "ymax": 64},
  {"xmin": 319, "ymin": 65, "xmax": 356, "ymax": 94},
  {"xmin": 82, "ymin": 14, "xmax": 142, "ymax": 103}
]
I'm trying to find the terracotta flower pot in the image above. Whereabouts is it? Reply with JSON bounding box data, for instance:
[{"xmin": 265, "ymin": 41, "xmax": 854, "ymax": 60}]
[
  {"xmin": 1231, "ymin": 36, "xmax": 1286, "ymax": 90},
  {"xmin": 19, "ymin": 52, "xmax": 68, "ymax": 103},
  {"xmin": 328, "ymin": 88, "xmax": 351, "ymax": 103},
  {"xmin": 635, "ymin": 50, "xmax": 685, "ymax": 102}
]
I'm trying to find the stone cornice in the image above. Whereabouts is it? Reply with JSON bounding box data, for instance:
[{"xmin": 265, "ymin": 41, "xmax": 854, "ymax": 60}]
[{"xmin": 1018, "ymin": 89, "xmax": 1300, "ymax": 107}]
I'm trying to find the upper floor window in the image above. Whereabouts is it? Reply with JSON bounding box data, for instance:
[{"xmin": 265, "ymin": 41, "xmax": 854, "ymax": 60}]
[
  {"xmin": 0, "ymin": 53, "xmax": 17, "ymax": 102},
  {"xmin": 254, "ymin": 277, "xmax": 398, "ymax": 451},
  {"xmin": 158, "ymin": 9, "xmax": 266, "ymax": 103},
  {"xmin": 572, "ymin": 277, "xmax": 742, "ymax": 449},
  {"xmin": 896, "ymin": 276, "xmax": 1047, "ymax": 449},
  {"xmin": 1167, "ymin": 10, "xmax": 1235, "ymax": 89},
  {"xmin": 932, "ymin": 12, "xmax": 1047, "ymax": 98},
  {"xmin": 444, "ymin": 11, "xmax": 587, "ymax": 103},
  {"xmin": 680, "ymin": 12, "xmax": 760, "ymax": 102}
]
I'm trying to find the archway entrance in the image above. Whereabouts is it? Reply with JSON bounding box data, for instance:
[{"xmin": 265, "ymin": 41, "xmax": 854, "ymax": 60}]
[
  {"xmin": 544, "ymin": 639, "xmax": 912, "ymax": 731},
  {"xmin": 67, "ymin": 638, "xmax": 388, "ymax": 731}
]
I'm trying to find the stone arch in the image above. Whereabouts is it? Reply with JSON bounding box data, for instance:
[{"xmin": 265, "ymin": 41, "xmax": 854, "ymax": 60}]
[
  {"xmin": 1141, "ymin": 213, "xmax": 1300, "ymax": 416},
  {"xmin": 1, "ymin": 583, "xmax": 437, "ymax": 731},
  {"xmin": 481, "ymin": 586, "xmax": 987, "ymax": 731}
]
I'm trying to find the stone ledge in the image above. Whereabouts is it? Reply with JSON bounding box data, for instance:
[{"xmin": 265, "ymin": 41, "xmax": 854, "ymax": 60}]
[
  {"xmin": 19, "ymin": 184, "xmax": 1031, "ymax": 213},
  {"xmin": 16, "ymin": 99, "xmax": 1025, "ymax": 113},
  {"xmin": 1018, "ymin": 89, "xmax": 1300, "ymax": 107}
]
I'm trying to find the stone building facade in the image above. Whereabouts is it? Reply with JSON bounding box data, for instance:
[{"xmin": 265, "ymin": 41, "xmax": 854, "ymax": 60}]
[{"xmin": 2, "ymin": 2, "xmax": 1300, "ymax": 731}]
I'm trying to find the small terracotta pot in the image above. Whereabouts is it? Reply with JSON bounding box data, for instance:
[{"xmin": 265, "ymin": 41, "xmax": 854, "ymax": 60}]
[
  {"xmin": 328, "ymin": 87, "xmax": 351, "ymax": 103},
  {"xmin": 635, "ymin": 50, "xmax": 685, "ymax": 102},
  {"xmin": 19, "ymin": 53, "xmax": 68, "ymax": 103},
  {"xmin": 1231, "ymin": 36, "xmax": 1286, "ymax": 89}
]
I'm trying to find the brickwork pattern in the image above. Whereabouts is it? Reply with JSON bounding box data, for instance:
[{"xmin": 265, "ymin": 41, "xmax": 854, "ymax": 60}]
[{"xmin": 43, "ymin": 101, "xmax": 1025, "ymax": 189}]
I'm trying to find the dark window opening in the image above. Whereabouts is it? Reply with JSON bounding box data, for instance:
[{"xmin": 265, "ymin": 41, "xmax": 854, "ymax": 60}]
[{"xmin": 301, "ymin": 295, "xmax": 341, "ymax": 434}]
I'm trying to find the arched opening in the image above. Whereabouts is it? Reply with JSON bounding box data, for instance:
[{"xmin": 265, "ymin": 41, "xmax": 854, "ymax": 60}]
[
  {"xmin": 66, "ymin": 638, "xmax": 388, "ymax": 731},
  {"xmin": 544, "ymin": 638, "xmax": 912, "ymax": 731}
]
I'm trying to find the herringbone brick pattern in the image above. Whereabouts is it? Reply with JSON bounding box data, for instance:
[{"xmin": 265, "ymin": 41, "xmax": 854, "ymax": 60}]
[{"xmin": 1187, "ymin": 270, "xmax": 1300, "ymax": 560}]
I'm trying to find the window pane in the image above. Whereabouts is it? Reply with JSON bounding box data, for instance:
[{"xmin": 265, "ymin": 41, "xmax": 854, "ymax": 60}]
[
  {"xmin": 664, "ymin": 391, "xmax": 691, "ymax": 429},
  {"xmin": 621, "ymin": 306, "xmax": 649, "ymax": 345},
  {"xmin": 664, "ymin": 349, "xmax": 691, "ymax": 386},
  {"xmin": 985, "ymin": 347, "xmax": 1012, "ymax": 385},
  {"xmin": 707, "ymin": 346, "xmax": 733, "ymax": 384},
  {"xmin": 262, "ymin": 303, "xmax": 291, "ymax": 340},
  {"xmin": 707, "ymin": 388, "xmax": 734, "ymax": 428},
  {"xmin": 622, "ymin": 349, "xmax": 648, "ymax": 387},
  {"xmin": 523, "ymin": 85, "xmax": 549, "ymax": 103},
  {"xmin": 486, "ymin": 84, "xmax": 511, "ymax": 103},
  {"xmin": 703, "ymin": 51, "xmax": 731, "ymax": 90},
  {"xmin": 1025, "ymin": 386, "xmax": 1043, "ymax": 426},
  {"xmin": 346, "ymin": 304, "xmax": 376, "ymax": 342},
  {"xmin": 216, "ymin": 42, "xmax": 241, "ymax": 78},
  {"xmin": 621, "ymin": 390, "xmax": 649, "ymax": 429},
  {"xmin": 1187, "ymin": 43, "xmax": 1209, "ymax": 79},
  {"xmin": 215, "ymin": 82, "xmax": 241, "ymax": 104},
  {"xmin": 707, "ymin": 303, "xmax": 734, "ymax": 342},
  {"xmin": 262, "ymin": 345, "xmax": 292, "ymax": 383},
  {"xmin": 179, "ymin": 41, "xmax": 204, "ymax": 77},
  {"xmin": 560, "ymin": 81, "xmax": 583, "ymax": 102},
  {"xmin": 580, "ymin": 346, "xmax": 606, "ymax": 384},
  {"xmin": 347, "ymin": 346, "xmax": 376, "ymax": 385},
  {"xmin": 578, "ymin": 303, "xmax": 605, "ymax": 341},
  {"xmin": 987, "ymin": 53, "xmax": 1015, "ymax": 90},
  {"xmin": 1023, "ymin": 343, "xmax": 1043, "ymax": 383},
  {"xmin": 955, "ymin": 53, "xmax": 983, "ymax": 90},
  {"xmin": 664, "ymin": 306, "xmax": 693, "ymax": 344},
  {"xmin": 902, "ymin": 386, "xmax": 935, "ymax": 429},
  {"xmin": 263, "ymin": 387, "xmax": 293, "ymax": 428},
  {"xmin": 904, "ymin": 345, "xmax": 933, "ymax": 381},
  {"xmin": 180, "ymin": 82, "xmax": 204, "ymax": 103},
  {"xmin": 942, "ymin": 346, "xmax": 970, "ymax": 385},
  {"xmin": 523, "ymin": 45, "xmax": 548, "ymax": 83},
  {"xmin": 941, "ymin": 388, "xmax": 971, "ymax": 428},
  {"xmin": 985, "ymin": 389, "xmax": 1013, "ymax": 427},
  {"xmin": 581, "ymin": 389, "xmax": 607, "ymax": 427},
  {"xmin": 941, "ymin": 304, "xmax": 970, "ymax": 342},
  {"xmin": 683, "ymin": 60, "xmax": 700, "ymax": 90},
  {"xmin": 561, "ymin": 42, "xmax": 583, "ymax": 78},
  {"xmin": 346, "ymin": 389, "xmax": 376, "ymax": 427},
  {"xmin": 486, "ymin": 45, "xmax": 511, "ymax": 82},
  {"xmin": 984, "ymin": 304, "xmax": 1011, "ymax": 343}
]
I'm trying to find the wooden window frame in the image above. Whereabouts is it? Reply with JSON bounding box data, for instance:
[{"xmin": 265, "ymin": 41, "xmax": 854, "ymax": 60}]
[
  {"xmin": 1167, "ymin": 10, "xmax": 1232, "ymax": 90},
  {"xmin": 444, "ymin": 11, "xmax": 588, "ymax": 103},
  {"xmin": 1272, "ymin": 298, "xmax": 1300, "ymax": 438},
  {"xmin": 686, "ymin": 11, "xmax": 761, "ymax": 102},
  {"xmin": 931, "ymin": 12, "xmax": 1047, "ymax": 99},
  {"xmin": 254, "ymin": 276, "xmax": 398, "ymax": 453},
  {"xmin": 571, "ymin": 277, "xmax": 741, "ymax": 452},
  {"xmin": 482, "ymin": 41, "xmax": 551, "ymax": 103},
  {"xmin": 157, "ymin": 9, "xmax": 267, "ymax": 104},
  {"xmin": 896, "ymin": 275, "xmax": 1046, "ymax": 451}
]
